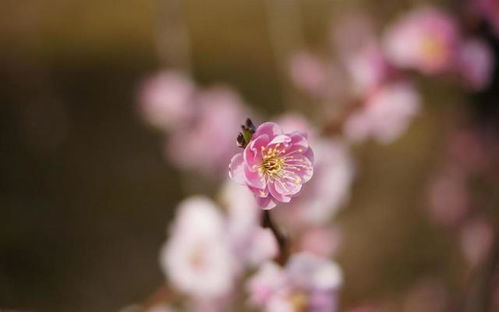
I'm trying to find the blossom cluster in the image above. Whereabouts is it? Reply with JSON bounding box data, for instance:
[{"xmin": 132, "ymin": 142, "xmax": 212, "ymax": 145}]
[{"xmin": 131, "ymin": 2, "xmax": 498, "ymax": 312}]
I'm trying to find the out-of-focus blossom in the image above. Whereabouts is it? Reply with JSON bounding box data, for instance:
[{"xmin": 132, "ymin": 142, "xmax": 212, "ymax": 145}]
[
  {"xmin": 458, "ymin": 38, "xmax": 495, "ymax": 91},
  {"xmin": 220, "ymin": 181, "xmax": 278, "ymax": 269},
  {"xmin": 167, "ymin": 86, "xmax": 248, "ymax": 177},
  {"xmin": 247, "ymin": 253, "xmax": 343, "ymax": 312},
  {"xmin": 344, "ymin": 81, "xmax": 421, "ymax": 144},
  {"xmin": 277, "ymin": 139, "xmax": 354, "ymax": 228},
  {"xmin": 471, "ymin": 0, "xmax": 499, "ymax": 36},
  {"xmin": 402, "ymin": 279, "xmax": 450, "ymax": 312},
  {"xmin": 290, "ymin": 52, "xmax": 329, "ymax": 98},
  {"xmin": 229, "ymin": 122, "xmax": 314, "ymax": 209},
  {"xmin": 427, "ymin": 167, "xmax": 470, "ymax": 227},
  {"xmin": 383, "ymin": 7, "xmax": 460, "ymax": 75},
  {"xmin": 345, "ymin": 43, "xmax": 393, "ymax": 96},
  {"xmin": 333, "ymin": 13, "xmax": 392, "ymax": 96},
  {"xmin": 138, "ymin": 71, "xmax": 195, "ymax": 130},
  {"xmin": 460, "ymin": 218, "xmax": 494, "ymax": 266},
  {"xmin": 298, "ymin": 226, "xmax": 342, "ymax": 258},
  {"xmin": 448, "ymin": 128, "xmax": 489, "ymax": 172},
  {"xmin": 278, "ymin": 113, "xmax": 317, "ymax": 139},
  {"xmin": 160, "ymin": 196, "xmax": 235, "ymax": 298}
]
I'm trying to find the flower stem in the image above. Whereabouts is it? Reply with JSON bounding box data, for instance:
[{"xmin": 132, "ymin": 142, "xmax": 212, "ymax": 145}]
[{"xmin": 261, "ymin": 209, "xmax": 289, "ymax": 265}]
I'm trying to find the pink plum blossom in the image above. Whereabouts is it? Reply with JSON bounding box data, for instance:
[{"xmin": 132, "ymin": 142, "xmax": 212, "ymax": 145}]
[
  {"xmin": 298, "ymin": 226, "xmax": 342, "ymax": 258},
  {"xmin": 229, "ymin": 122, "xmax": 314, "ymax": 209},
  {"xmin": 138, "ymin": 71, "xmax": 195, "ymax": 130},
  {"xmin": 345, "ymin": 42, "xmax": 394, "ymax": 96},
  {"xmin": 344, "ymin": 81, "xmax": 421, "ymax": 144},
  {"xmin": 458, "ymin": 38, "xmax": 495, "ymax": 91},
  {"xmin": 333, "ymin": 14, "xmax": 393, "ymax": 96},
  {"xmin": 460, "ymin": 218, "xmax": 494, "ymax": 266},
  {"xmin": 160, "ymin": 196, "xmax": 236, "ymax": 298},
  {"xmin": 402, "ymin": 279, "xmax": 450, "ymax": 312},
  {"xmin": 427, "ymin": 167, "xmax": 470, "ymax": 227},
  {"xmin": 471, "ymin": 0, "xmax": 499, "ymax": 36},
  {"xmin": 247, "ymin": 253, "xmax": 343, "ymax": 312},
  {"xmin": 383, "ymin": 7, "xmax": 460, "ymax": 75},
  {"xmin": 289, "ymin": 51, "xmax": 329, "ymax": 98},
  {"xmin": 167, "ymin": 86, "xmax": 249, "ymax": 178}
]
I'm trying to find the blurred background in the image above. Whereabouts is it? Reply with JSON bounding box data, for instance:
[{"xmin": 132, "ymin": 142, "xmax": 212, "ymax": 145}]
[{"xmin": 0, "ymin": 0, "xmax": 498, "ymax": 311}]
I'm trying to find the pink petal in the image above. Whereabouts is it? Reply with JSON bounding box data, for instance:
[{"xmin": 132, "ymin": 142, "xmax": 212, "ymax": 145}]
[
  {"xmin": 244, "ymin": 135, "xmax": 269, "ymax": 168},
  {"xmin": 244, "ymin": 165, "xmax": 266, "ymax": 190},
  {"xmin": 256, "ymin": 196, "xmax": 277, "ymax": 210},
  {"xmin": 228, "ymin": 153, "xmax": 245, "ymax": 184},
  {"xmin": 268, "ymin": 134, "xmax": 292, "ymax": 146},
  {"xmin": 268, "ymin": 181, "xmax": 292, "ymax": 203},
  {"xmin": 254, "ymin": 122, "xmax": 282, "ymax": 138},
  {"xmin": 285, "ymin": 156, "xmax": 314, "ymax": 184}
]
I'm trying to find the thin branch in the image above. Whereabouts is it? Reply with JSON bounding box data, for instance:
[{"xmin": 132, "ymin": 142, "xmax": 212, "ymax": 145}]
[{"xmin": 261, "ymin": 209, "xmax": 290, "ymax": 265}]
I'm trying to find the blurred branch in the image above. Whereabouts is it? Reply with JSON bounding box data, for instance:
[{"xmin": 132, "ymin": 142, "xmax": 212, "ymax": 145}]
[
  {"xmin": 156, "ymin": 0, "xmax": 192, "ymax": 72},
  {"xmin": 261, "ymin": 209, "xmax": 289, "ymax": 265},
  {"xmin": 141, "ymin": 284, "xmax": 175, "ymax": 312}
]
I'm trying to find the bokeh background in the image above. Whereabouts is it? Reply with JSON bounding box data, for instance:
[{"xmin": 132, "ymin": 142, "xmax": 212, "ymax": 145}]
[{"xmin": 1, "ymin": 0, "xmax": 498, "ymax": 311}]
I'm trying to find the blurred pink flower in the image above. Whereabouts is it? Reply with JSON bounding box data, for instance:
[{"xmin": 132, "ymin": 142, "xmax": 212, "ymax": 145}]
[
  {"xmin": 167, "ymin": 86, "xmax": 248, "ymax": 177},
  {"xmin": 229, "ymin": 122, "xmax": 314, "ymax": 209},
  {"xmin": 247, "ymin": 253, "xmax": 343, "ymax": 312},
  {"xmin": 160, "ymin": 196, "xmax": 236, "ymax": 298},
  {"xmin": 344, "ymin": 81, "xmax": 421, "ymax": 144},
  {"xmin": 448, "ymin": 128, "xmax": 489, "ymax": 172},
  {"xmin": 277, "ymin": 139, "xmax": 354, "ymax": 228},
  {"xmin": 289, "ymin": 51, "xmax": 329, "ymax": 98},
  {"xmin": 402, "ymin": 279, "xmax": 450, "ymax": 312},
  {"xmin": 333, "ymin": 12, "xmax": 395, "ymax": 97},
  {"xmin": 427, "ymin": 167, "xmax": 470, "ymax": 227},
  {"xmin": 345, "ymin": 42, "xmax": 393, "ymax": 96},
  {"xmin": 458, "ymin": 38, "xmax": 495, "ymax": 91},
  {"xmin": 383, "ymin": 7, "xmax": 460, "ymax": 75},
  {"xmin": 471, "ymin": 0, "xmax": 499, "ymax": 36},
  {"xmin": 460, "ymin": 218, "xmax": 494, "ymax": 266},
  {"xmin": 220, "ymin": 181, "xmax": 278, "ymax": 269},
  {"xmin": 138, "ymin": 71, "xmax": 195, "ymax": 130},
  {"xmin": 278, "ymin": 113, "xmax": 317, "ymax": 138},
  {"xmin": 298, "ymin": 226, "xmax": 342, "ymax": 258}
]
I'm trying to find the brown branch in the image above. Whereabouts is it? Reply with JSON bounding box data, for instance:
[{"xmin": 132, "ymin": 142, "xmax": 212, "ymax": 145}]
[{"xmin": 261, "ymin": 209, "xmax": 290, "ymax": 265}]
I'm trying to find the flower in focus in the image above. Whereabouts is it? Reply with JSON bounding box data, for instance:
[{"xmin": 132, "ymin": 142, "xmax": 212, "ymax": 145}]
[
  {"xmin": 160, "ymin": 196, "xmax": 235, "ymax": 298},
  {"xmin": 458, "ymin": 38, "xmax": 495, "ymax": 91},
  {"xmin": 229, "ymin": 122, "xmax": 314, "ymax": 209},
  {"xmin": 247, "ymin": 252, "xmax": 343, "ymax": 312},
  {"xmin": 383, "ymin": 7, "xmax": 459, "ymax": 75},
  {"xmin": 138, "ymin": 71, "xmax": 195, "ymax": 130},
  {"xmin": 344, "ymin": 81, "xmax": 421, "ymax": 144},
  {"xmin": 167, "ymin": 86, "xmax": 249, "ymax": 178}
]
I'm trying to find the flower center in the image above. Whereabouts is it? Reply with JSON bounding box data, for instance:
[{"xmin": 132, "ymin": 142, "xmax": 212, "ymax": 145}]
[{"xmin": 261, "ymin": 145, "xmax": 286, "ymax": 176}]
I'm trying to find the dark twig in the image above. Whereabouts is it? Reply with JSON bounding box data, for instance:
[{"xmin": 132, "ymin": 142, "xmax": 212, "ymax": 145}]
[{"xmin": 261, "ymin": 209, "xmax": 290, "ymax": 265}]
